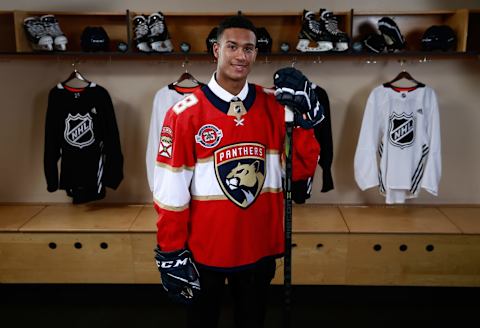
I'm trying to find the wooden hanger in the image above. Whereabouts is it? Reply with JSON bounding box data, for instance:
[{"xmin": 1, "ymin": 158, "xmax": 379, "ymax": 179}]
[
  {"xmin": 385, "ymin": 59, "xmax": 425, "ymax": 88},
  {"xmin": 172, "ymin": 59, "xmax": 202, "ymax": 87},
  {"xmin": 62, "ymin": 62, "xmax": 91, "ymax": 87}
]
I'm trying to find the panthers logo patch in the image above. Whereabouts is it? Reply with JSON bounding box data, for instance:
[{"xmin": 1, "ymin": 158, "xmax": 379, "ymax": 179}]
[{"xmin": 214, "ymin": 143, "xmax": 266, "ymax": 208}]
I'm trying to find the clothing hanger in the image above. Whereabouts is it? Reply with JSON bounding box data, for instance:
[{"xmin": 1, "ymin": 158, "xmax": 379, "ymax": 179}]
[
  {"xmin": 385, "ymin": 59, "xmax": 425, "ymax": 88},
  {"xmin": 62, "ymin": 61, "xmax": 91, "ymax": 87},
  {"xmin": 172, "ymin": 59, "xmax": 202, "ymax": 87}
]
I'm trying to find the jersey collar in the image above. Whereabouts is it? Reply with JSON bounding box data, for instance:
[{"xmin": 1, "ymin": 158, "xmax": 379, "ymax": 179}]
[{"xmin": 207, "ymin": 72, "xmax": 249, "ymax": 102}]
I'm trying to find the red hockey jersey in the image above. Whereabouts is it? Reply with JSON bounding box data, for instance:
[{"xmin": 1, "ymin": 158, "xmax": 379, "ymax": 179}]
[{"xmin": 154, "ymin": 81, "xmax": 313, "ymax": 270}]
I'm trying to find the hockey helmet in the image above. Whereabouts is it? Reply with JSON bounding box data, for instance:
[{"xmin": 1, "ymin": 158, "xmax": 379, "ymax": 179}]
[
  {"xmin": 378, "ymin": 17, "xmax": 405, "ymax": 52},
  {"xmin": 81, "ymin": 26, "xmax": 110, "ymax": 52},
  {"xmin": 421, "ymin": 25, "xmax": 457, "ymax": 51},
  {"xmin": 256, "ymin": 27, "xmax": 272, "ymax": 53},
  {"xmin": 206, "ymin": 27, "xmax": 218, "ymax": 55},
  {"xmin": 363, "ymin": 33, "xmax": 386, "ymax": 53}
]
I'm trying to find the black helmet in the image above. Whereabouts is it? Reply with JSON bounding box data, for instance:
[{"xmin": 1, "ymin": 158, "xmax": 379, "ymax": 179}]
[
  {"xmin": 81, "ymin": 26, "xmax": 110, "ymax": 52},
  {"xmin": 421, "ymin": 25, "xmax": 456, "ymax": 51},
  {"xmin": 256, "ymin": 27, "xmax": 272, "ymax": 53},
  {"xmin": 363, "ymin": 33, "xmax": 386, "ymax": 53},
  {"xmin": 206, "ymin": 27, "xmax": 218, "ymax": 55}
]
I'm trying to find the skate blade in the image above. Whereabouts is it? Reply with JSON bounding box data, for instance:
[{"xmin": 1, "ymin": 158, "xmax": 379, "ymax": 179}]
[
  {"xmin": 32, "ymin": 43, "xmax": 53, "ymax": 51},
  {"xmin": 137, "ymin": 42, "xmax": 152, "ymax": 52},
  {"xmin": 151, "ymin": 40, "xmax": 173, "ymax": 52},
  {"xmin": 54, "ymin": 36, "xmax": 68, "ymax": 51},
  {"xmin": 333, "ymin": 42, "xmax": 349, "ymax": 52}
]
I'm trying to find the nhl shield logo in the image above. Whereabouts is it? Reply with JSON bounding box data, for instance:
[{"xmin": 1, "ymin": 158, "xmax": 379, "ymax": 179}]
[
  {"xmin": 389, "ymin": 112, "xmax": 415, "ymax": 149},
  {"xmin": 64, "ymin": 113, "xmax": 95, "ymax": 149},
  {"xmin": 214, "ymin": 143, "xmax": 266, "ymax": 208}
]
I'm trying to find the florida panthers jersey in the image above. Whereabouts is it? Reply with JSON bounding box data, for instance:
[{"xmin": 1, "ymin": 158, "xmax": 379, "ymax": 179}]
[
  {"xmin": 354, "ymin": 84, "xmax": 441, "ymax": 204},
  {"xmin": 154, "ymin": 82, "xmax": 290, "ymax": 270},
  {"xmin": 44, "ymin": 83, "xmax": 123, "ymax": 203},
  {"xmin": 146, "ymin": 84, "xmax": 203, "ymax": 191}
]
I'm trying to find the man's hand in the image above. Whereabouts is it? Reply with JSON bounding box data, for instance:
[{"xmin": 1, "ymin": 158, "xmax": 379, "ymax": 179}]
[
  {"xmin": 154, "ymin": 246, "xmax": 201, "ymax": 305},
  {"xmin": 273, "ymin": 67, "xmax": 324, "ymax": 129}
]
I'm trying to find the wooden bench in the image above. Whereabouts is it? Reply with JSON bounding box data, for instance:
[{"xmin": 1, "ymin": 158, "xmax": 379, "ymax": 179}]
[{"xmin": 1, "ymin": 204, "xmax": 479, "ymax": 286}]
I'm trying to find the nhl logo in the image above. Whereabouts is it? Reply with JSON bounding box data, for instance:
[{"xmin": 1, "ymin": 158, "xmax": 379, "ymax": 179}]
[
  {"xmin": 64, "ymin": 113, "xmax": 95, "ymax": 149},
  {"xmin": 214, "ymin": 143, "xmax": 266, "ymax": 208},
  {"xmin": 388, "ymin": 112, "xmax": 415, "ymax": 149}
]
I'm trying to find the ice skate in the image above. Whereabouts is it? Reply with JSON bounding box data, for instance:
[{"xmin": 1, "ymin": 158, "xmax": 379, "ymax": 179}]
[
  {"xmin": 41, "ymin": 15, "xmax": 68, "ymax": 51},
  {"xmin": 132, "ymin": 15, "xmax": 151, "ymax": 52},
  {"xmin": 148, "ymin": 12, "xmax": 173, "ymax": 52},
  {"xmin": 319, "ymin": 9, "xmax": 349, "ymax": 52},
  {"xmin": 296, "ymin": 10, "xmax": 333, "ymax": 52},
  {"xmin": 23, "ymin": 16, "xmax": 53, "ymax": 51}
]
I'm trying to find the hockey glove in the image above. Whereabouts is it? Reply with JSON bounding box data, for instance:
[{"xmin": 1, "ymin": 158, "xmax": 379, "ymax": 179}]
[
  {"xmin": 154, "ymin": 246, "xmax": 201, "ymax": 305},
  {"xmin": 273, "ymin": 67, "xmax": 324, "ymax": 129}
]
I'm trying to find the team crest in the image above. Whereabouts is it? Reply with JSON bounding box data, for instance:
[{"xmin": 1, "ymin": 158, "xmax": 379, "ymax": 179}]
[
  {"xmin": 64, "ymin": 113, "xmax": 95, "ymax": 148},
  {"xmin": 195, "ymin": 124, "xmax": 223, "ymax": 148},
  {"xmin": 389, "ymin": 112, "xmax": 415, "ymax": 149},
  {"xmin": 158, "ymin": 126, "xmax": 173, "ymax": 158},
  {"xmin": 214, "ymin": 143, "xmax": 266, "ymax": 208}
]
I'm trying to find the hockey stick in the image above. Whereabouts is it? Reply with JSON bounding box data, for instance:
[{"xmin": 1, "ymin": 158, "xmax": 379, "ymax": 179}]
[{"xmin": 283, "ymin": 105, "xmax": 294, "ymax": 328}]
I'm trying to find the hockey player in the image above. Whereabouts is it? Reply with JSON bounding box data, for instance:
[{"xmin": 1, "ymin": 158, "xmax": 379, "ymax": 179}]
[{"xmin": 153, "ymin": 15, "xmax": 322, "ymax": 328}]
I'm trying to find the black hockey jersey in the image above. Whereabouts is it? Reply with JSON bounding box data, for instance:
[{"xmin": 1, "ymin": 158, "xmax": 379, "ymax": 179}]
[
  {"xmin": 44, "ymin": 82, "xmax": 123, "ymax": 203},
  {"xmin": 292, "ymin": 84, "xmax": 334, "ymax": 203}
]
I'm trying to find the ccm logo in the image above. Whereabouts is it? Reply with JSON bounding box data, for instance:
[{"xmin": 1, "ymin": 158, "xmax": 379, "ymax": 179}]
[{"xmin": 159, "ymin": 258, "xmax": 188, "ymax": 268}]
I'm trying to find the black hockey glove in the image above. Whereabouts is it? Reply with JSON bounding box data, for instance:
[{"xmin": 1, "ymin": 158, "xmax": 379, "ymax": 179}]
[
  {"xmin": 273, "ymin": 67, "xmax": 324, "ymax": 129},
  {"xmin": 154, "ymin": 246, "xmax": 201, "ymax": 305}
]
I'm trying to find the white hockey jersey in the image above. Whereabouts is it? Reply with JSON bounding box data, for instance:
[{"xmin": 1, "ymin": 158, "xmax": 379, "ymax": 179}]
[
  {"xmin": 146, "ymin": 84, "xmax": 202, "ymax": 191},
  {"xmin": 354, "ymin": 84, "xmax": 441, "ymax": 204}
]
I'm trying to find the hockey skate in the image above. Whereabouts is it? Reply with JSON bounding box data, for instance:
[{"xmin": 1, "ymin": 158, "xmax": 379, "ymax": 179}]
[
  {"xmin": 148, "ymin": 12, "xmax": 173, "ymax": 52},
  {"xmin": 132, "ymin": 15, "xmax": 152, "ymax": 52},
  {"xmin": 23, "ymin": 16, "xmax": 53, "ymax": 51},
  {"xmin": 296, "ymin": 10, "xmax": 333, "ymax": 52},
  {"xmin": 319, "ymin": 9, "xmax": 349, "ymax": 52},
  {"xmin": 40, "ymin": 15, "xmax": 68, "ymax": 51}
]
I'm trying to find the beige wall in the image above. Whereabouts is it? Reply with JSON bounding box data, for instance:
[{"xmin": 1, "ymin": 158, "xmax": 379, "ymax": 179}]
[
  {"xmin": 1, "ymin": 0, "xmax": 480, "ymax": 204},
  {"xmin": 1, "ymin": 0, "xmax": 480, "ymax": 12}
]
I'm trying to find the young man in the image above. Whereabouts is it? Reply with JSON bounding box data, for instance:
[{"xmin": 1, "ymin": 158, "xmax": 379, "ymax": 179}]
[{"xmin": 153, "ymin": 15, "xmax": 320, "ymax": 328}]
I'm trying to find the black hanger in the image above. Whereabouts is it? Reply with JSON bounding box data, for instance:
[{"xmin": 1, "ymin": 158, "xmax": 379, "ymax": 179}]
[
  {"xmin": 172, "ymin": 60, "xmax": 202, "ymax": 87},
  {"xmin": 173, "ymin": 71, "xmax": 201, "ymax": 86},
  {"xmin": 62, "ymin": 62, "xmax": 91, "ymax": 86},
  {"xmin": 384, "ymin": 60, "xmax": 425, "ymax": 88}
]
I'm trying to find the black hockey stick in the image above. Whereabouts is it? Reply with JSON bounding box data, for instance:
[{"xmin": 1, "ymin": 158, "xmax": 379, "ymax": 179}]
[{"xmin": 283, "ymin": 106, "xmax": 294, "ymax": 328}]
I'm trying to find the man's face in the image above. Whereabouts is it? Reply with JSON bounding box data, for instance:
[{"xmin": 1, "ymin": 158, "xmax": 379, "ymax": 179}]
[{"xmin": 213, "ymin": 28, "xmax": 257, "ymax": 83}]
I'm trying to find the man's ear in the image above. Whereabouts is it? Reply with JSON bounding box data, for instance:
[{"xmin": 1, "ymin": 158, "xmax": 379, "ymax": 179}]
[
  {"xmin": 213, "ymin": 42, "xmax": 219, "ymax": 59},
  {"xmin": 252, "ymin": 47, "xmax": 258, "ymax": 63}
]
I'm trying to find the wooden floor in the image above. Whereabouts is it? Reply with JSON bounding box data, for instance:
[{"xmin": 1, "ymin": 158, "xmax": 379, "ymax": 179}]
[{"xmin": 1, "ymin": 204, "xmax": 480, "ymax": 286}]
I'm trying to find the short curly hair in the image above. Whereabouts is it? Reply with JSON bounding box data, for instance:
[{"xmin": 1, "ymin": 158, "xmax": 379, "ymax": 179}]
[{"xmin": 216, "ymin": 15, "xmax": 257, "ymax": 42}]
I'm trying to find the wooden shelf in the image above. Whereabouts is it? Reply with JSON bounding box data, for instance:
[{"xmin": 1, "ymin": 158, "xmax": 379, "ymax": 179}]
[{"xmin": 0, "ymin": 9, "xmax": 477, "ymax": 58}]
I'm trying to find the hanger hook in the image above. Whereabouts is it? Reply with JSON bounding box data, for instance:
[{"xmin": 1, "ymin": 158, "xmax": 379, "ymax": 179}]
[
  {"xmin": 72, "ymin": 57, "xmax": 80, "ymax": 72},
  {"xmin": 399, "ymin": 59, "xmax": 407, "ymax": 71},
  {"xmin": 182, "ymin": 57, "xmax": 189, "ymax": 73},
  {"xmin": 291, "ymin": 56, "xmax": 297, "ymax": 67}
]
